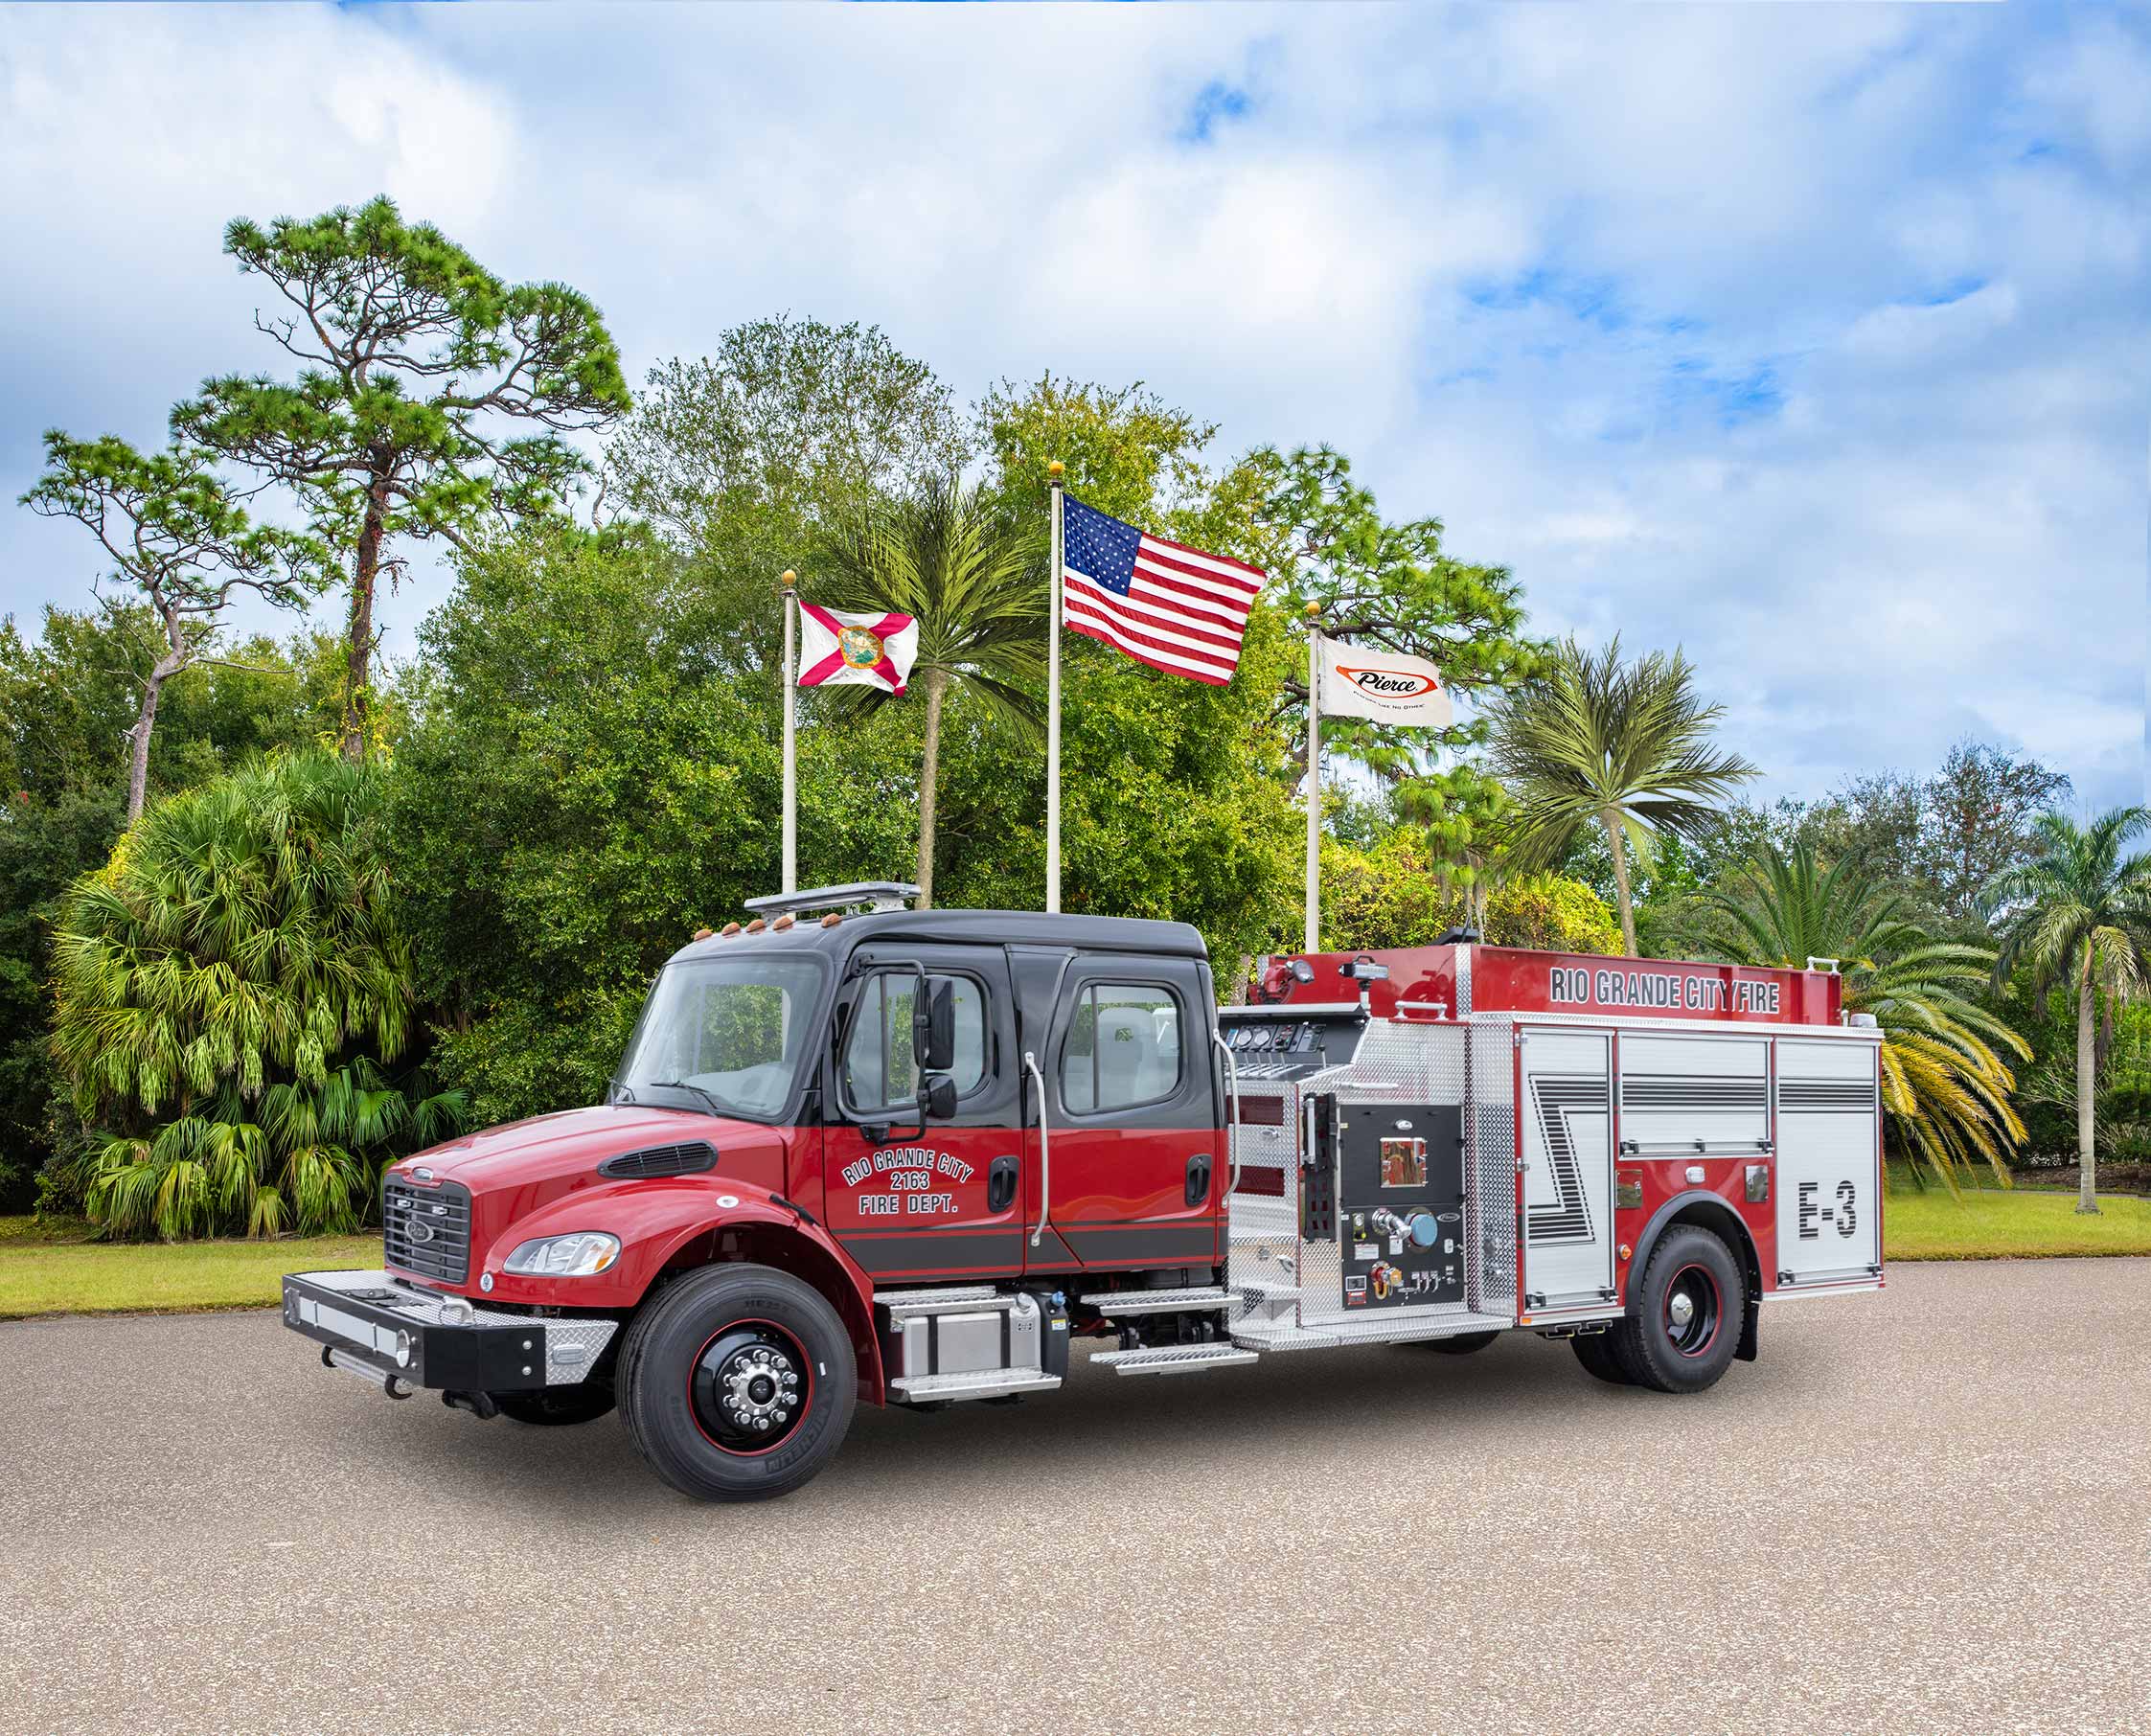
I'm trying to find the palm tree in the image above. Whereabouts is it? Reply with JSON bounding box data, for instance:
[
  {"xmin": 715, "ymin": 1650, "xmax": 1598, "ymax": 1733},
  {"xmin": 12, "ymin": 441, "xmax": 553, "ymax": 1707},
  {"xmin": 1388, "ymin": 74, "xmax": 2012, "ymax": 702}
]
[
  {"xmin": 1703, "ymin": 840, "xmax": 2026, "ymax": 1193},
  {"xmin": 51, "ymin": 751, "xmax": 466, "ymax": 1238},
  {"xmin": 1984, "ymin": 809, "xmax": 2151, "ymax": 1214},
  {"xmin": 1486, "ymin": 635, "xmax": 1756, "ymax": 955},
  {"xmin": 821, "ymin": 478, "xmax": 1045, "ymax": 907}
]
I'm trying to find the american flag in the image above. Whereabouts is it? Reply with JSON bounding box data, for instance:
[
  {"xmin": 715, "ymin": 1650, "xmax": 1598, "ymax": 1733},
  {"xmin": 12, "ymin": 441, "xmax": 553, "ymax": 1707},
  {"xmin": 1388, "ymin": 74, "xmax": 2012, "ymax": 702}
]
[{"xmin": 1060, "ymin": 494, "xmax": 1264, "ymax": 685}]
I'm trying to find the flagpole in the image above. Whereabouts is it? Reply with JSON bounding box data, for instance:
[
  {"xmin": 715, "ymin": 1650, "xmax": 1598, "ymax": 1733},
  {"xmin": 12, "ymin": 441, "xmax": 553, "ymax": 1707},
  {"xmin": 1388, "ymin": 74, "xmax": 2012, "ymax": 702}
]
[
  {"xmin": 1304, "ymin": 605, "xmax": 1322, "ymax": 952},
  {"xmin": 1046, "ymin": 460, "xmax": 1064, "ymax": 914},
  {"xmin": 781, "ymin": 569, "xmax": 797, "ymax": 895}
]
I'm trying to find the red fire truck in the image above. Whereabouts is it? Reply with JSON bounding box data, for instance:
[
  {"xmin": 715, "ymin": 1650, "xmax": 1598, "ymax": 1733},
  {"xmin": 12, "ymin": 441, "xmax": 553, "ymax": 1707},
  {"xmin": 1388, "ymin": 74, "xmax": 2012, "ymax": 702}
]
[{"xmin": 283, "ymin": 881, "xmax": 1885, "ymax": 1501}]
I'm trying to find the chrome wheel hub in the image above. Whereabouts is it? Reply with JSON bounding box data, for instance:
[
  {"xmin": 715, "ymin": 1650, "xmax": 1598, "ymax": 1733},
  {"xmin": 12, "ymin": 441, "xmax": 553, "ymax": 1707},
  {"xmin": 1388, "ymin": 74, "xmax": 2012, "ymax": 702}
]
[
  {"xmin": 721, "ymin": 1346, "xmax": 799, "ymax": 1432},
  {"xmin": 691, "ymin": 1321, "xmax": 812, "ymax": 1454}
]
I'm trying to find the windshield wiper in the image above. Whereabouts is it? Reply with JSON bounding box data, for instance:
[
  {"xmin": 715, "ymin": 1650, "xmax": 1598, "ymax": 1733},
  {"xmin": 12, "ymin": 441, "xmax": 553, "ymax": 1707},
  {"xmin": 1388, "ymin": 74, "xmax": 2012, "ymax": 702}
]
[{"xmin": 644, "ymin": 1080, "xmax": 726, "ymax": 1116}]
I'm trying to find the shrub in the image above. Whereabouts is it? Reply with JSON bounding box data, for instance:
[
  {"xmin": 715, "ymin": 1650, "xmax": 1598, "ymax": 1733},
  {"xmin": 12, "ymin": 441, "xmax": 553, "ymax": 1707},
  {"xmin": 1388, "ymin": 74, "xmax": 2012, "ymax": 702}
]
[{"xmin": 50, "ymin": 751, "xmax": 463, "ymax": 1239}]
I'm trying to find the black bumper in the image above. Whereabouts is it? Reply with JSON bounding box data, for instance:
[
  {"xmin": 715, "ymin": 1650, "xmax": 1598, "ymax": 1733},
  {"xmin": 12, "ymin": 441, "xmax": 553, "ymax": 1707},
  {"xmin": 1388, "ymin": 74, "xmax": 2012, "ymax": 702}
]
[{"xmin": 282, "ymin": 1269, "xmax": 620, "ymax": 1393}]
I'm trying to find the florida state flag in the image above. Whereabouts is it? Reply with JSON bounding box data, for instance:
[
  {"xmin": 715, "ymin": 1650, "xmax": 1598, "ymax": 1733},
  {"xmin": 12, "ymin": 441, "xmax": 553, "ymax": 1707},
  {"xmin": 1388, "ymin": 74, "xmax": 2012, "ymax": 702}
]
[{"xmin": 796, "ymin": 605, "xmax": 919, "ymax": 695}]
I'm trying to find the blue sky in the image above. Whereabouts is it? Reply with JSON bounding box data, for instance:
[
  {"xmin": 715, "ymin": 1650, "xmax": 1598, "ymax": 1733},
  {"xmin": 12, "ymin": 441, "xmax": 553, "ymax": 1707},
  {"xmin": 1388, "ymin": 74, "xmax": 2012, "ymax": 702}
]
[{"xmin": 3, "ymin": 3, "xmax": 2145, "ymax": 809}]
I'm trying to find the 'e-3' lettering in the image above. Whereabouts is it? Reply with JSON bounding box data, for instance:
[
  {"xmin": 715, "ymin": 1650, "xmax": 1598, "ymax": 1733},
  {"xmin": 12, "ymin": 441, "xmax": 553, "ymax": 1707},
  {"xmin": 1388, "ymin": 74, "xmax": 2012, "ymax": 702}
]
[{"xmin": 1797, "ymin": 1179, "xmax": 1861, "ymax": 1240}]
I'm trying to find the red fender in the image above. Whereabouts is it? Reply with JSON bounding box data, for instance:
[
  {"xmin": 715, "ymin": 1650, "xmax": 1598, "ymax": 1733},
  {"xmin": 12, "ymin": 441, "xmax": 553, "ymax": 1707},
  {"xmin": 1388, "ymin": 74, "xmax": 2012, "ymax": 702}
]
[{"xmin": 477, "ymin": 1176, "xmax": 887, "ymax": 1403}]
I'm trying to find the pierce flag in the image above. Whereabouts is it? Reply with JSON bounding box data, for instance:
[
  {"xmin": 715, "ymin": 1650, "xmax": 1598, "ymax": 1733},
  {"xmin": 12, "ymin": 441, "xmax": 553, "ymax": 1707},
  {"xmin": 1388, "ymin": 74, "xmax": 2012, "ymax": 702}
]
[
  {"xmin": 796, "ymin": 605, "xmax": 919, "ymax": 695},
  {"xmin": 1316, "ymin": 635, "xmax": 1453, "ymax": 728}
]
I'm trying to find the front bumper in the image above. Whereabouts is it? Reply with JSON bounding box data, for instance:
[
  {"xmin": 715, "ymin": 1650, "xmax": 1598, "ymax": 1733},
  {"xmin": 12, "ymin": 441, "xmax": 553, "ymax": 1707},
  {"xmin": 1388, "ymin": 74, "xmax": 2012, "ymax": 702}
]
[{"xmin": 282, "ymin": 1269, "xmax": 621, "ymax": 1392}]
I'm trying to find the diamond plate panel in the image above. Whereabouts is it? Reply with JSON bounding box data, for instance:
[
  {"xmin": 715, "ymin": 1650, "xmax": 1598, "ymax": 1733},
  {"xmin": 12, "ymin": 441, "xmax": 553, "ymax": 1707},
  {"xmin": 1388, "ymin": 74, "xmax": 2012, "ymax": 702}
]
[{"xmin": 1469, "ymin": 1015, "xmax": 1519, "ymax": 1317}]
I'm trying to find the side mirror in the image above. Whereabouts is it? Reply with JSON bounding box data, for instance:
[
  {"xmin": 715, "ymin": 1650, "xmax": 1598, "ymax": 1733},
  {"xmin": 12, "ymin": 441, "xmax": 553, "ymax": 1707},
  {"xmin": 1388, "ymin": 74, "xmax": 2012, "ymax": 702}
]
[
  {"xmin": 915, "ymin": 977, "xmax": 957, "ymax": 1074},
  {"xmin": 921, "ymin": 1074, "xmax": 958, "ymax": 1121}
]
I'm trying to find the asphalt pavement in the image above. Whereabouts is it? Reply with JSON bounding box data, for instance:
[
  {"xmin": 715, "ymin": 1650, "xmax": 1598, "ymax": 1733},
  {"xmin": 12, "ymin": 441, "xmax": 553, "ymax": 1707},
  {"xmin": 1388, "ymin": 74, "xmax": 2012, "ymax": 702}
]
[{"xmin": 3, "ymin": 1258, "xmax": 2146, "ymax": 1736}]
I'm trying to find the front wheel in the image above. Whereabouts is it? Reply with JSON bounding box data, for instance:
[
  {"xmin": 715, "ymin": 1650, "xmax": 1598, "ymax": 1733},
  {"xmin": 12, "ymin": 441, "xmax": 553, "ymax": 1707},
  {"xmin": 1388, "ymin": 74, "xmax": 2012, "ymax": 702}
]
[
  {"xmin": 1609, "ymin": 1225, "xmax": 1745, "ymax": 1394},
  {"xmin": 618, "ymin": 1264, "xmax": 857, "ymax": 1502}
]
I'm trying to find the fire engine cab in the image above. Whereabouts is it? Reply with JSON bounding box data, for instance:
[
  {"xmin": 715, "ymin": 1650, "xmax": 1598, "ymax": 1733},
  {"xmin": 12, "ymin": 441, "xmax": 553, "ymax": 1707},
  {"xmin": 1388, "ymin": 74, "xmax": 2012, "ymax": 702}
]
[{"xmin": 283, "ymin": 881, "xmax": 1885, "ymax": 1501}]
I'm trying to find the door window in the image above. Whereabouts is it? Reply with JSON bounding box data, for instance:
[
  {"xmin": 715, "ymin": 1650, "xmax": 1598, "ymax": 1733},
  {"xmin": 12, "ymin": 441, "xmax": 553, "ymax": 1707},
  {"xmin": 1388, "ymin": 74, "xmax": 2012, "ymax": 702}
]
[
  {"xmin": 1063, "ymin": 983, "xmax": 1182, "ymax": 1114},
  {"xmin": 840, "ymin": 971, "xmax": 988, "ymax": 1115}
]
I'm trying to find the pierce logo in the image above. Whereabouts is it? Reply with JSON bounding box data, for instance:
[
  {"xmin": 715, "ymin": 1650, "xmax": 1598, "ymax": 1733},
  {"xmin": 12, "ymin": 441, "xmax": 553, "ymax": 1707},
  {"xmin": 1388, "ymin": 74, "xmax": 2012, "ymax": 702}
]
[{"xmin": 1336, "ymin": 665, "xmax": 1441, "ymax": 698}]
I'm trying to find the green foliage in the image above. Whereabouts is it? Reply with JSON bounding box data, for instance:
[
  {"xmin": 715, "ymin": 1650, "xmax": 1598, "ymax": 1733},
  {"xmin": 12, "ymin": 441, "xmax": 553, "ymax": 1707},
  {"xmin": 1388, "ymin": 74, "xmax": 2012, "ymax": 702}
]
[
  {"xmin": 174, "ymin": 195, "xmax": 631, "ymax": 753},
  {"xmin": 818, "ymin": 477, "xmax": 1046, "ymax": 903},
  {"xmin": 1699, "ymin": 840, "xmax": 2026, "ymax": 1192},
  {"xmin": 387, "ymin": 525, "xmax": 922, "ymax": 1125},
  {"xmin": 1316, "ymin": 827, "xmax": 1619, "ymax": 956},
  {"xmin": 976, "ymin": 374, "xmax": 1217, "ymax": 532},
  {"xmin": 613, "ymin": 317, "xmax": 969, "ymax": 557},
  {"xmin": 1984, "ymin": 808, "xmax": 2151, "ymax": 1209},
  {"xmin": 0, "ymin": 608, "xmax": 357, "ymax": 1208},
  {"xmin": 1241, "ymin": 445, "xmax": 1541, "ymax": 893},
  {"xmin": 49, "ymin": 752, "xmax": 457, "ymax": 1237},
  {"xmin": 20, "ymin": 431, "xmax": 330, "ymax": 817},
  {"xmin": 935, "ymin": 376, "xmax": 1301, "ymax": 967},
  {"xmin": 1488, "ymin": 634, "xmax": 1757, "ymax": 955},
  {"xmin": 1815, "ymin": 744, "xmax": 2071, "ymax": 933}
]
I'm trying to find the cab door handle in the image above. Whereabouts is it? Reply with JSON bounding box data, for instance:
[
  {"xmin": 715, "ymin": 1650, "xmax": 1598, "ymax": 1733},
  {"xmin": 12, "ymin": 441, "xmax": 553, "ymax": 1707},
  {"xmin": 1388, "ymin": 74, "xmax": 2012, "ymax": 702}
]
[
  {"xmin": 987, "ymin": 1155, "xmax": 1019, "ymax": 1214},
  {"xmin": 1185, "ymin": 1153, "xmax": 1213, "ymax": 1208}
]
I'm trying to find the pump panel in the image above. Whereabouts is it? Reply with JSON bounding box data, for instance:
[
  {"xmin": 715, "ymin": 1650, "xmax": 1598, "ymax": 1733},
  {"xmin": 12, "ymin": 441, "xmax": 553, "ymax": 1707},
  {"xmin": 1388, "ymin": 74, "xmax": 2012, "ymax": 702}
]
[{"xmin": 1309, "ymin": 1096, "xmax": 1466, "ymax": 1311}]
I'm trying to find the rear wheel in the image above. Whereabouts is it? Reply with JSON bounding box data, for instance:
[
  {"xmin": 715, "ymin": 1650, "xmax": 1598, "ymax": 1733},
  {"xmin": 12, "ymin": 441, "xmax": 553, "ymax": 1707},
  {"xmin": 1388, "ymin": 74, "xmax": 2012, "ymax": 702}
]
[
  {"xmin": 1416, "ymin": 1330, "xmax": 1499, "ymax": 1356},
  {"xmin": 494, "ymin": 1382, "xmax": 616, "ymax": 1426},
  {"xmin": 1610, "ymin": 1225, "xmax": 1745, "ymax": 1394},
  {"xmin": 1569, "ymin": 1330, "xmax": 1632, "ymax": 1385},
  {"xmin": 618, "ymin": 1264, "xmax": 857, "ymax": 1502}
]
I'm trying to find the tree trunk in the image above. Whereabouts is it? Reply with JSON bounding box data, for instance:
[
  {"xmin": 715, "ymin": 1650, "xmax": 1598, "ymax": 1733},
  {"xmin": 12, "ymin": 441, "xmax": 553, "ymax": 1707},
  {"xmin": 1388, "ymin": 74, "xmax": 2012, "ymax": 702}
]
[
  {"xmin": 125, "ymin": 639, "xmax": 190, "ymax": 825},
  {"xmin": 2076, "ymin": 953, "xmax": 2099, "ymax": 1215},
  {"xmin": 1602, "ymin": 810, "xmax": 1637, "ymax": 957},
  {"xmin": 914, "ymin": 667, "xmax": 948, "ymax": 909},
  {"xmin": 342, "ymin": 475, "xmax": 390, "ymax": 764}
]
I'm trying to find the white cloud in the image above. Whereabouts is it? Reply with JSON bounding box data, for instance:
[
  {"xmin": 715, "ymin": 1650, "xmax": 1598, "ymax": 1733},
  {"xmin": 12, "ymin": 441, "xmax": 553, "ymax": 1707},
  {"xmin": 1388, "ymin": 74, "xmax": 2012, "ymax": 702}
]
[{"xmin": 1, "ymin": 2, "xmax": 2143, "ymax": 813}]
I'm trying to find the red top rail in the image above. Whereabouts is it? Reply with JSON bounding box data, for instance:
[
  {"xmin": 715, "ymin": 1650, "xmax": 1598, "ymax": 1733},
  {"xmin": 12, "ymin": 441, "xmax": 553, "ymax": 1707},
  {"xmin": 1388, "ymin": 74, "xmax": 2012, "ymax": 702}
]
[{"xmin": 1256, "ymin": 943, "xmax": 1843, "ymax": 1028}]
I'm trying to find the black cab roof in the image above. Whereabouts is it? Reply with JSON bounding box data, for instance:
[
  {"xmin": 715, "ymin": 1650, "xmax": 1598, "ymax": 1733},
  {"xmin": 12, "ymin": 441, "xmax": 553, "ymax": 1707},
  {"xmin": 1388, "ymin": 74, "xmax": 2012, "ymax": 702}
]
[{"xmin": 668, "ymin": 907, "xmax": 1209, "ymax": 968}]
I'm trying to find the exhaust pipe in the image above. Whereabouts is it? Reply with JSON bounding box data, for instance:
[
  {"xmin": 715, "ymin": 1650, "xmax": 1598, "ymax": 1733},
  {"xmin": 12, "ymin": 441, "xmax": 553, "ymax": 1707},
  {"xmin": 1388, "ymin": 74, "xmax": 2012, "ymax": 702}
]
[{"xmin": 322, "ymin": 1344, "xmax": 413, "ymax": 1400}]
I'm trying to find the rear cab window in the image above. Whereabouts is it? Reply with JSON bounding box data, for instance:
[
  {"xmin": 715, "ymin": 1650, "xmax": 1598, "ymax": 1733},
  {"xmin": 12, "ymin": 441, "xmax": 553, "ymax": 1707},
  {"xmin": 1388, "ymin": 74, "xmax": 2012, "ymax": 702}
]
[{"xmin": 1062, "ymin": 981, "xmax": 1183, "ymax": 1115}]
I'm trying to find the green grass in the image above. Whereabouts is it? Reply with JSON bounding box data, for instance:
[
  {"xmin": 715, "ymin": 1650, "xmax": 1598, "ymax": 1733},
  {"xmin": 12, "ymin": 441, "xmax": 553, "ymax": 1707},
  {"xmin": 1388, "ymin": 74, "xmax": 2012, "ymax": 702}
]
[
  {"xmin": 0, "ymin": 1216, "xmax": 378, "ymax": 1319},
  {"xmin": 1883, "ymin": 1178, "xmax": 2151, "ymax": 1261}
]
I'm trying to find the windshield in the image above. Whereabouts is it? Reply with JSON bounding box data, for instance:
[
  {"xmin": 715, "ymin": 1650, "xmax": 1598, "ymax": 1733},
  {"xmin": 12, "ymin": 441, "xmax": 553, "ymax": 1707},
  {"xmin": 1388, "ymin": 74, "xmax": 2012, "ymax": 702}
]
[{"xmin": 614, "ymin": 955, "xmax": 827, "ymax": 1121}]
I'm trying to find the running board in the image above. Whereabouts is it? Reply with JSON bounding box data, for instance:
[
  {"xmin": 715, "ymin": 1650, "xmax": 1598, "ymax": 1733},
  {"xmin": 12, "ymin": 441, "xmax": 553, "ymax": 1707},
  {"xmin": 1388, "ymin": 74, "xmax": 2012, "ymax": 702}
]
[
  {"xmin": 1077, "ymin": 1286, "xmax": 1236, "ymax": 1316},
  {"xmin": 876, "ymin": 1285, "xmax": 1001, "ymax": 1320},
  {"xmin": 888, "ymin": 1367, "xmax": 1063, "ymax": 1404},
  {"xmin": 1090, "ymin": 1343, "xmax": 1258, "ymax": 1377}
]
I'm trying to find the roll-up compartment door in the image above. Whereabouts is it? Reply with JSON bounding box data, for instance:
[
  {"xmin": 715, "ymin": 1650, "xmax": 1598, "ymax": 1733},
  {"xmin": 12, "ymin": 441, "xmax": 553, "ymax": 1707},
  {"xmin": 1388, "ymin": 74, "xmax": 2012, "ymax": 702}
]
[
  {"xmin": 1774, "ymin": 1037, "xmax": 1882, "ymax": 1283},
  {"xmin": 1617, "ymin": 1033, "xmax": 1769, "ymax": 1154}
]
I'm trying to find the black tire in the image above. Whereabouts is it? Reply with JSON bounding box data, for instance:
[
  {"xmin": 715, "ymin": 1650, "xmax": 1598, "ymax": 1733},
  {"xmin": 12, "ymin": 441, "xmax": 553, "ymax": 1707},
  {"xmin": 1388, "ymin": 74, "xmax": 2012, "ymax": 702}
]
[
  {"xmin": 1416, "ymin": 1330, "xmax": 1499, "ymax": 1356},
  {"xmin": 1570, "ymin": 1330, "xmax": 1632, "ymax": 1385},
  {"xmin": 492, "ymin": 1382, "xmax": 616, "ymax": 1426},
  {"xmin": 618, "ymin": 1263, "xmax": 857, "ymax": 1502},
  {"xmin": 1609, "ymin": 1224, "xmax": 1745, "ymax": 1394}
]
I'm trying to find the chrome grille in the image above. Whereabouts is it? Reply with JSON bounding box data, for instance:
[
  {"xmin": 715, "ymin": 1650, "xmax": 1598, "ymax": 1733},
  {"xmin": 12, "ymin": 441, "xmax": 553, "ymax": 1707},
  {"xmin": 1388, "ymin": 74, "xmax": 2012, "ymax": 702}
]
[{"xmin": 382, "ymin": 1176, "xmax": 471, "ymax": 1284}]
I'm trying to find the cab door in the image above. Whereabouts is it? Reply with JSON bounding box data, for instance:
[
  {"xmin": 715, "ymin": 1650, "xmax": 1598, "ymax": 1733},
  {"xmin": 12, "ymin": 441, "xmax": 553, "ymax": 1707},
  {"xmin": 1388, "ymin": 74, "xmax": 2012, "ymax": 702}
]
[
  {"xmin": 823, "ymin": 945, "xmax": 1026, "ymax": 1283},
  {"xmin": 1023, "ymin": 954, "xmax": 1222, "ymax": 1276}
]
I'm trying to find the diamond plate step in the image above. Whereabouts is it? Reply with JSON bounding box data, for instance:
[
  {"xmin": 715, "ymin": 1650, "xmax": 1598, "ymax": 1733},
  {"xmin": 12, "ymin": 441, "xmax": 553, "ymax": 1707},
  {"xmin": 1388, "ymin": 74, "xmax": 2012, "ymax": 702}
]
[
  {"xmin": 888, "ymin": 1366, "xmax": 1063, "ymax": 1403},
  {"xmin": 1076, "ymin": 1286, "xmax": 1235, "ymax": 1316},
  {"xmin": 876, "ymin": 1285, "xmax": 1003, "ymax": 1320},
  {"xmin": 1090, "ymin": 1343, "xmax": 1259, "ymax": 1377},
  {"xmin": 1233, "ymin": 1308, "xmax": 1512, "ymax": 1352}
]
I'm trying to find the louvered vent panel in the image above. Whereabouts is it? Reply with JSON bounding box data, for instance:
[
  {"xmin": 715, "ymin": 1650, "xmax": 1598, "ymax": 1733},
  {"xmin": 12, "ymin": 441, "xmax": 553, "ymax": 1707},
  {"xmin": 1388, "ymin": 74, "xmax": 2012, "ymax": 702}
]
[{"xmin": 597, "ymin": 1141, "xmax": 719, "ymax": 1179}]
